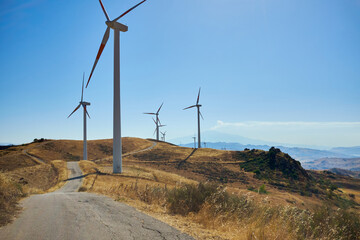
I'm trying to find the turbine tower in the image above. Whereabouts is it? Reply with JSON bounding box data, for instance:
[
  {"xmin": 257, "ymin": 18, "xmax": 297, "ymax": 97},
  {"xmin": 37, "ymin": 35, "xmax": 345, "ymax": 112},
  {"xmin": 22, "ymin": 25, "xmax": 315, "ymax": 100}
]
[
  {"xmin": 144, "ymin": 103, "xmax": 163, "ymax": 141},
  {"xmin": 160, "ymin": 131, "xmax": 166, "ymax": 141},
  {"xmin": 184, "ymin": 88, "xmax": 203, "ymax": 148},
  {"xmin": 68, "ymin": 73, "xmax": 91, "ymax": 160},
  {"xmin": 151, "ymin": 117, "xmax": 166, "ymax": 141},
  {"xmin": 86, "ymin": 0, "xmax": 148, "ymax": 173}
]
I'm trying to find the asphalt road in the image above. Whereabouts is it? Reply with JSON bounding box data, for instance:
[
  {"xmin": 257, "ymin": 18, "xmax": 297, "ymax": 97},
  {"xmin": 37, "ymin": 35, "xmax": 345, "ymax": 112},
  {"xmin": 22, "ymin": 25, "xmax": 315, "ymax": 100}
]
[{"xmin": 0, "ymin": 162, "xmax": 194, "ymax": 240}]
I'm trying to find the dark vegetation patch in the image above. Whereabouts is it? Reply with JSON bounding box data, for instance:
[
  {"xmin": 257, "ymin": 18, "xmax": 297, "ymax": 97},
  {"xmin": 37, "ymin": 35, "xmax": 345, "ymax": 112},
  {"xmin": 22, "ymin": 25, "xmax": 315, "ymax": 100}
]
[
  {"xmin": 63, "ymin": 152, "xmax": 80, "ymax": 161},
  {"xmin": 0, "ymin": 145, "xmax": 14, "ymax": 151},
  {"xmin": 133, "ymin": 149, "xmax": 183, "ymax": 162},
  {"xmin": 32, "ymin": 138, "xmax": 47, "ymax": 143},
  {"xmin": 98, "ymin": 144, "xmax": 112, "ymax": 155},
  {"xmin": 191, "ymin": 162, "xmax": 247, "ymax": 184},
  {"xmin": 238, "ymin": 147, "xmax": 309, "ymax": 181}
]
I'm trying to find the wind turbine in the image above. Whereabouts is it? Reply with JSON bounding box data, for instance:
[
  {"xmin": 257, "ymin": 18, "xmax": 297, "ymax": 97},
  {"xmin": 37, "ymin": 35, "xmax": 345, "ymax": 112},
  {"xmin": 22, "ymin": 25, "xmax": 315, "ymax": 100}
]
[
  {"xmin": 86, "ymin": 0, "xmax": 148, "ymax": 173},
  {"xmin": 144, "ymin": 103, "xmax": 163, "ymax": 141},
  {"xmin": 68, "ymin": 73, "xmax": 91, "ymax": 160},
  {"xmin": 160, "ymin": 131, "xmax": 166, "ymax": 141},
  {"xmin": 151, "ymin": 117, "xmax": 165, "ymax": 140},
  {"xmin": 184, "ymin": 88, "xmax": 203, "ymax": 148}
]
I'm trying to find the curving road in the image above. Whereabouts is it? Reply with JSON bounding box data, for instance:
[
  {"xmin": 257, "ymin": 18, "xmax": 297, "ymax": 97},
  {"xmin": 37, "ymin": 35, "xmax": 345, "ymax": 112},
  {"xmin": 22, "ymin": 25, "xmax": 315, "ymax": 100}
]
[{"xmin": 0, "ymin": 162, "xmax": 194, "ymax": 240}]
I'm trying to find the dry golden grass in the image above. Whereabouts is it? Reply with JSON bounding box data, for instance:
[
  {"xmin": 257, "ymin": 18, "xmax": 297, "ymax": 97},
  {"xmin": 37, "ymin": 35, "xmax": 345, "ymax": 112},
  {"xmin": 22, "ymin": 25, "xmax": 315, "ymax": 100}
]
[
  {"xmin": 0, "ymin": 160, "xmax": 68, "ymax": 226},
  {"xmin": 79, "ymin": 160, "xmax": 196, "ymax": 193},
  {"xmin": 0, "ymin": 153, "xmax": 37, "ymax": 171},
  {"xmin": 77, "ymin": 161, "xmax": 296, "ymax": 239},
  {"xmin": 5, "ymin": 160, "xmax": 68, "ymax": 194},
  {"xmin": 0, "ymin": 172, "xmax": 25, "ymax": 226},
  {"xmin": 26, "ymin": 137, "xmax": 153, "ymax": 162},
  {"xmin": 79, "ymin": 157, "xmax": 360, "ymax": 240},
  {"xmin": 3, "ymin": 137, "xmax": 360, "ymax": 238},
  {"xmin": 47, "ymin": 160, "xmax": 69, "ymax": 192}
]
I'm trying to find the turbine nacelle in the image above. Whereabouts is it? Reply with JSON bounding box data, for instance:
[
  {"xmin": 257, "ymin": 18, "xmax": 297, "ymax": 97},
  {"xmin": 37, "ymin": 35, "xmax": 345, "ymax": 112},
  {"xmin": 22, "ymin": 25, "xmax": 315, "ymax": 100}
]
[
  {"xmin": 105, "ymin": 21, "xmax": 128, "ymax": 32},
  {"xmin": 81, "ymin": 101, "xmax": 91, "ymax": 106}
]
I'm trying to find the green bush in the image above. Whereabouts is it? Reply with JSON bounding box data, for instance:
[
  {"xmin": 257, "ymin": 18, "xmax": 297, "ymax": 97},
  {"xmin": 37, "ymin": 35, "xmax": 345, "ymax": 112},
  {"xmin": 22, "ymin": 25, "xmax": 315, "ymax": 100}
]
[{"xmin": 258, "ymin": 184, "xmax": 268, "ymax": 194}]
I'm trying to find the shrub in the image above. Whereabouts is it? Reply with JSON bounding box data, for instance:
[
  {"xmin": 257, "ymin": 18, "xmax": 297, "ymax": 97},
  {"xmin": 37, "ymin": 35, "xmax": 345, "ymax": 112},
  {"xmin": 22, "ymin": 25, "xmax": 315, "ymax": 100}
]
[
  {"xmin": 258, "ymin": 184, "xmax": 267, "ymax": 194},
  {"xmin": 166, "ymin": 182, "xmax": 218, "ymax": 215},
  {"xmin": 120, "ymin": 180, "xmax": 360, "ymax": 239}
]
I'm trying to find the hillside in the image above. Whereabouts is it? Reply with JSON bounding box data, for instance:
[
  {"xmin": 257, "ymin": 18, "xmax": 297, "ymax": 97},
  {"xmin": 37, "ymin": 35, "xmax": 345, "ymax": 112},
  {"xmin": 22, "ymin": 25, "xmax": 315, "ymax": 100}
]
[
  {"xmin": 1, "ymin": 137, "xmax": 360, "ymax": 239},
  {"xmin": 0, "ymin": 137, "xmax": 153, "ymax": 171},
  {"xmin": 329, "ymin": 168, "xmax": 360, "ymax": 179},
  {"xmin": 2, "ymin": 138, "xmax": 359, "ymax": 208}
]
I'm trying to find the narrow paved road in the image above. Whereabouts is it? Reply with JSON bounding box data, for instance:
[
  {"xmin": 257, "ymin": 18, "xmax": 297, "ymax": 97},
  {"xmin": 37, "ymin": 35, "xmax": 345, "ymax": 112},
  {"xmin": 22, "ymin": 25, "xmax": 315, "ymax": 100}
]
[{"xmin": 0, "ymin": 162, "xmax": 194, "ymax": 240}]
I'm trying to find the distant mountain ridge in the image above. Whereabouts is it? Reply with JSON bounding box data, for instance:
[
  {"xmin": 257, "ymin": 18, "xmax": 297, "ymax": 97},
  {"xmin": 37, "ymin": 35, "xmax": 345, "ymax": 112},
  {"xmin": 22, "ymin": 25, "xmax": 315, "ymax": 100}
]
[
  {"xmin": 179, "ymin": 142, "xmax": 353, "ymax": 163},
  {"xmin": 330, "ymin": 146, "xmax": 360, "ymax": 157},
  {"xmin": 303, "ymin": 157, "xmax": 360, "ymax": 171},
  {"xmin": 169, "ymin": 131, "xmax": 330, "ymax": 149}
]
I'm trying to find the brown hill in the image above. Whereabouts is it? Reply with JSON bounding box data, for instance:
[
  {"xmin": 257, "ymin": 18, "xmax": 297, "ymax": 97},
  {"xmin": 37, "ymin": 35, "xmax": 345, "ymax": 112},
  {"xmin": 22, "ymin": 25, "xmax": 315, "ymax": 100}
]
[
  {"xmin": 1, "ymin": 137, "xmax": 360, "ymax": 239},
  {"xmin": 1, "ymin": 137, "xmax": 359, "ymax": 209},
  {"xmin": 0, "ymin": 137, "xmax": 153, "ymax": 171}
]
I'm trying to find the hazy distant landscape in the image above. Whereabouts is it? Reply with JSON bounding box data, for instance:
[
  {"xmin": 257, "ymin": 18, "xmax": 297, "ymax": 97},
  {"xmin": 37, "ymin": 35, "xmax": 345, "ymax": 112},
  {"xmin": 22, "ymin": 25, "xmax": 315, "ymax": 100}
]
[{"xmin": 175, "ymin": 131, "xmax": 360, "ymax": 165}]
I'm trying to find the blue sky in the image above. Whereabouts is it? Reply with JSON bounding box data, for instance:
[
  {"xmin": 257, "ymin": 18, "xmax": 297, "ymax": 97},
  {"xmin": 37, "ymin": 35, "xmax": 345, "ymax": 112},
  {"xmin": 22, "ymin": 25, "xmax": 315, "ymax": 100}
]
[{"xmin": 0, "ymin": 0, "xmax": 359, "ymax": 147}]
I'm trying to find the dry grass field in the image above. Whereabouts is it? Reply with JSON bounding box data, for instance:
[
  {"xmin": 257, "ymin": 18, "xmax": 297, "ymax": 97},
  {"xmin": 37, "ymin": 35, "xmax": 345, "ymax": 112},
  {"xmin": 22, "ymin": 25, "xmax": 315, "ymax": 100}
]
[
  {"xmin": 79, "ymin": 159, "xmax": 360, "ymax": 240},
  {"xmin": 0, "ymin": 160, "xmax": 68, "ymax": 226},
  {"xmin": 1, "ymin": 137, "xmax": 360, "ymax": 239},
  {"xmin": 76, "ymin": 138, "xmax": 360, "ymax": 239}
]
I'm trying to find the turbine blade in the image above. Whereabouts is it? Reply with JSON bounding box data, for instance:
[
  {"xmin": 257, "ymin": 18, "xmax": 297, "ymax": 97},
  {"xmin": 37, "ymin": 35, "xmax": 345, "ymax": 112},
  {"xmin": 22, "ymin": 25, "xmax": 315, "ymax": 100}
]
[
  {"xmin": 157, "ymin": 102, "xmax": 163, "ymax": 114},
  {"xmin": 152, "ymin": 117, "xmax": 157, "ymax": 125},
  {"xmin": 67, "ymin": 104, "xmax": 81, "ymax": 118},
  {"xmin": 112, "ymin": 0, "xmax": 147, "ymax": 22},
  {"xmin": 143, "ymin": 112, "xmax": 156, "ymax": 115},
  {"xmin": 183, "ymin": 105, "xmax": 196, "ymax": 110},
  {"xmin": 153, "ymin": 127, "xmax": 157, "ymax": 136},
  {"xmin": 81, "ymin": 72, "xmax": 85, "ymax": 102},
  {"xmin": 84, "ymin": 105, "xmax": 91, "ymax": 119},
  {"xmin": 197, "ymin": 87, "xmax": 201, "ymax": 104},
  {"xmin": 86, "ymin": 27, "xmax": 110, "ymax": 88},
  {"xmin": 199, "ymin": 110, "xmax": 204, "ymax": 120},
  {"xmin": 99, "ymin": 0, "xmax": 110, "ymax": 21}
]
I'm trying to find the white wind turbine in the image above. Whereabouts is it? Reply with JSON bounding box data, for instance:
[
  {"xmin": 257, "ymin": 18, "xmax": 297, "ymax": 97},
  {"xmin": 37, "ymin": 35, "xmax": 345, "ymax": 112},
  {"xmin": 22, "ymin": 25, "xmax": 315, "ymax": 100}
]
[
  {"xmin": 184, "ymin": 88, "xmax": 203, "ymax": 148},
  {"xmin": 144, "ymin": 103, "xmax": 163, "ymax": 141},
  {"xmin": 86, "ymin": 0, "xmax": 148, "ymax": 173},
  {"xmin": 160, "ymin": 131, "xmax": 166, "ymax": 141},
  {"xmin": 68, "ymin": 73, "xmax": 91, "ymax": 160},
  {"xmin": 151, "ymin": 117, "xmax": 165, "ymax": 141}
]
